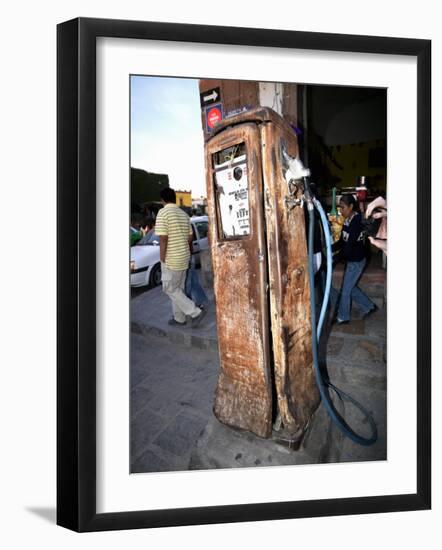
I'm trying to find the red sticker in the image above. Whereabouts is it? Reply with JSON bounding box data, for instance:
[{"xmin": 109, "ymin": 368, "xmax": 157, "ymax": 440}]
[{"xmin": 207, "ymin": 105, "xmax": 223, "ymax": 129}]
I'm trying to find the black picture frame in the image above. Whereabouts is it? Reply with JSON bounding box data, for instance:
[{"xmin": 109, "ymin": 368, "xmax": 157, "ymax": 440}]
[{"xmin": 57, "ymin": 17, "xmax": 431, "ymax": 532}]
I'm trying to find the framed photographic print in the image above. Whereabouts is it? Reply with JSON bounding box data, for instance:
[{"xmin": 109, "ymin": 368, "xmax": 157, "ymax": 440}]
[{"xmin": 57, "ymin": 17, "xmax": 431, "ymax": 532}]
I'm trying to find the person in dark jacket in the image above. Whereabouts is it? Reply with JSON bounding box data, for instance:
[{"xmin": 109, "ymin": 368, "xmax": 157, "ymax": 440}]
[{"xmin": 331, "ymin": 194, "xmax": 377, "ymax": 325}]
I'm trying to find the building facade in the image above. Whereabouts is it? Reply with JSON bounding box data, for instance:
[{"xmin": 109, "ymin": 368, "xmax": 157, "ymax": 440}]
[{"xmin": 175, "ymin": 190, "xmax": 192, "ymax": 208}]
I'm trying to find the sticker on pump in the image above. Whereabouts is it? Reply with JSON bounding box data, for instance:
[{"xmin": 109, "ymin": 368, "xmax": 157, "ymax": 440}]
[
  {"xmin": 205, "ymin": 103, "xmax": 224, "ymax": 132},
  {"xmin": 214, "ymin": 154, "xmax": 250, "ymax": 237}
]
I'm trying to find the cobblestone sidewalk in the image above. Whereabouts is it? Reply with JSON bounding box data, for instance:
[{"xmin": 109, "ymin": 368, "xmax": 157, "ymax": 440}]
[{"xmin": 130, "ymin": 271, "xmax": 386, "ymax": 472}]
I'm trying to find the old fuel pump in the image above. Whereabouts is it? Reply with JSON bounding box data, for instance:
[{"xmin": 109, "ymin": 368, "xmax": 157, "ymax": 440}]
[
  {"xmin": 204, "ymin": 107, "xmax": 320, "ymax": 441},
  {"xmin": 205, "ymin": 106, "xmax": 377, "ymax": 447}
]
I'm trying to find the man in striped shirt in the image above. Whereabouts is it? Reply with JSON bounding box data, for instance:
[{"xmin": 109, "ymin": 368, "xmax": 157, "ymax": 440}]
[{"xmin": 155, "ymin": 188, "xmax": 206, "ymax": 327}]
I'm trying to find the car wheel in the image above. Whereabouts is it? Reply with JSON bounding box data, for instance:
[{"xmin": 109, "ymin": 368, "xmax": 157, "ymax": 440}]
[{"xmin": 149, "ymin": 263, "xmax": 162, "ymax": 287}]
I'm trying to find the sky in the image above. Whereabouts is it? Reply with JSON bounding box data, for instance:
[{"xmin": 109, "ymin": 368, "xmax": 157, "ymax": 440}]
[{"xmin": 130, "ymin": 75, "xmax": 207, "ymax": 198}]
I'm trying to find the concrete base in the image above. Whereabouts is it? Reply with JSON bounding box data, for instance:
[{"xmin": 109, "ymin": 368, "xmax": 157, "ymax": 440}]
[{"xmin": 189, "ymin": 395, "xmax": 347, "ymax": 470}]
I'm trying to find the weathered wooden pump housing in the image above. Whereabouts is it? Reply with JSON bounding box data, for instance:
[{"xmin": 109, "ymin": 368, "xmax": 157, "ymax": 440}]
[{"xmin": 205, "ymin": 107, "xmax": 320, "ymax": 440}]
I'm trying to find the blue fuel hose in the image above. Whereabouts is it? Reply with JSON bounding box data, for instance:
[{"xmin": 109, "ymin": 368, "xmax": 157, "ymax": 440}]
[
  {"xmin": 306, "ymin": 186, "xmax": 377, "ymax": 446},
  {"xmin": 314, "ymin": 197, "xmax": 332, "ymax": 340}
]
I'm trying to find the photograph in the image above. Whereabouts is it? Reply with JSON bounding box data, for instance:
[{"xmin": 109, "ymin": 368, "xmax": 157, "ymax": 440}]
[
  {"xmin": 129, "ymin": 75, "xmax": 387, "ymax": 474},
  {"xmin": 54, "ymin": 12, "xmax": 432, "ymax": 534}
]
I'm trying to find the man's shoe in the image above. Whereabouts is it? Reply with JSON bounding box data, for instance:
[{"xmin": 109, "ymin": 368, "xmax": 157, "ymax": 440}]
[
  {"xmin": 168, "ymin": 318, "xmax": 186, "ymax": 326},
  {"xmin": 362, "ymin": 305, "xmax": 379, "ymax": 320},
  {"xmin": 191, "ymin": 308, "xmax": 207, "ymax": 327},
  {"xmin": 332, "ymin": 318, "xmax": 349, "ymax": 326}
]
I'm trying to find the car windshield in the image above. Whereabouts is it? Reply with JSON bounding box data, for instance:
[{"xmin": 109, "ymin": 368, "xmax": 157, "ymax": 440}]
[
  {"xmin": 194, "ymin": 221, "xmax": 208, "ymax": 239},
  {"xmin": 136, "ymin": 232, "xmax": 160, "ymax": 246}
]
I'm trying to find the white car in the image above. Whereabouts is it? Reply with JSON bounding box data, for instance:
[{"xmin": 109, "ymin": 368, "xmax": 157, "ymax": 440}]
[{"xmin": 130, "ymin": 215, "xmax": 209, "ymax": 287}]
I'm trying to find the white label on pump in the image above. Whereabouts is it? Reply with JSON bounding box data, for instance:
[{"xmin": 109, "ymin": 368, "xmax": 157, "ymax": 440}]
[{"xmin": 215, "ymin": 155, "xmax": 250, "ymax": 237}]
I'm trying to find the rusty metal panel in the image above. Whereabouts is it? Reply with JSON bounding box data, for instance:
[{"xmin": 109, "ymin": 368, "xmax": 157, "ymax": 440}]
[
  {"xmin": 205, "ymin": 123, "xmax": 273, "ymax": 438},
  {"xmin": 260, "ymin": 117, "xmax": 320, "ymax": 436},
  {"xmin": 214, "ymin": 79, "xmax": 259, "ymax": 115},
  {"xmin": 282, "ymin": 82, "xmax": 298, "ymax": 129}
]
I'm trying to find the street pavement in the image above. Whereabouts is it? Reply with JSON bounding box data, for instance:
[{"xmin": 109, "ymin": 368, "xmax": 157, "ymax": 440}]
[
  {"xmin": 130, "ymin": 331, "xmax": 219, "ymax": 473},
  {"xmin": 130, "ymin": 266, "xmax": 386, "ymax": 473}
]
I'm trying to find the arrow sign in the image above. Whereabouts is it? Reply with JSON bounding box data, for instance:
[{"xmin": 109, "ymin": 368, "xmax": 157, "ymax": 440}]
[
  {"xmin": 203, "ymin": 90, "xmax": 218, "ymax": 102},
  {"xmin": 200, "ymin": 87, "xmax": 221, "ymax": 107}
]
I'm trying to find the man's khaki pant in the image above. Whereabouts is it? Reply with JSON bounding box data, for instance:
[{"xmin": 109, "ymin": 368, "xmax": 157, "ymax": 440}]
[{"xmin": 161, "ymin": 264, "xmax": 201, "ymax": 323}]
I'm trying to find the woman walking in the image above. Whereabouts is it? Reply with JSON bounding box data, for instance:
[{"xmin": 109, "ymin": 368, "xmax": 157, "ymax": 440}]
[{"xmin": 331, "ymin": 194, "xmax": 377, "ymax": 325}]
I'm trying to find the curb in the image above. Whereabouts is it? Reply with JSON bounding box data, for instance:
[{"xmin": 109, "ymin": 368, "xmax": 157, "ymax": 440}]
[{"xmin": 131, "ymin": 320, "xmax": 219, "ymax": 352}]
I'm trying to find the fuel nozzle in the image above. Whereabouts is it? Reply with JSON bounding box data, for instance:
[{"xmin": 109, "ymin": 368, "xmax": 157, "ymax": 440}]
[
  {"xmin": 281, "ymin": 151, "xmax": 312, "ymax": 210},
  {"xmin": 283, "ymin": 155, "xmax": 314, "ymax": 209}
]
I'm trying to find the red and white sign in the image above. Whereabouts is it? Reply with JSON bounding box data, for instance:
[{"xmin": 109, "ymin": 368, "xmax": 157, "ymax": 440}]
[{"xmin": 206, "ymin": 103, "xmax": 223, "ymax": 131}]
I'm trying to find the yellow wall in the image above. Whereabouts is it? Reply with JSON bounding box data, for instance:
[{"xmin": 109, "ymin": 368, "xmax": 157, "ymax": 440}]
[
  {"xmin": 326, "ymin": 139, "xmax": 386, "ymax": 194},
  {"xmin": 175, "ymin": 190, "xmax": 192, "ymax": 208}
]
